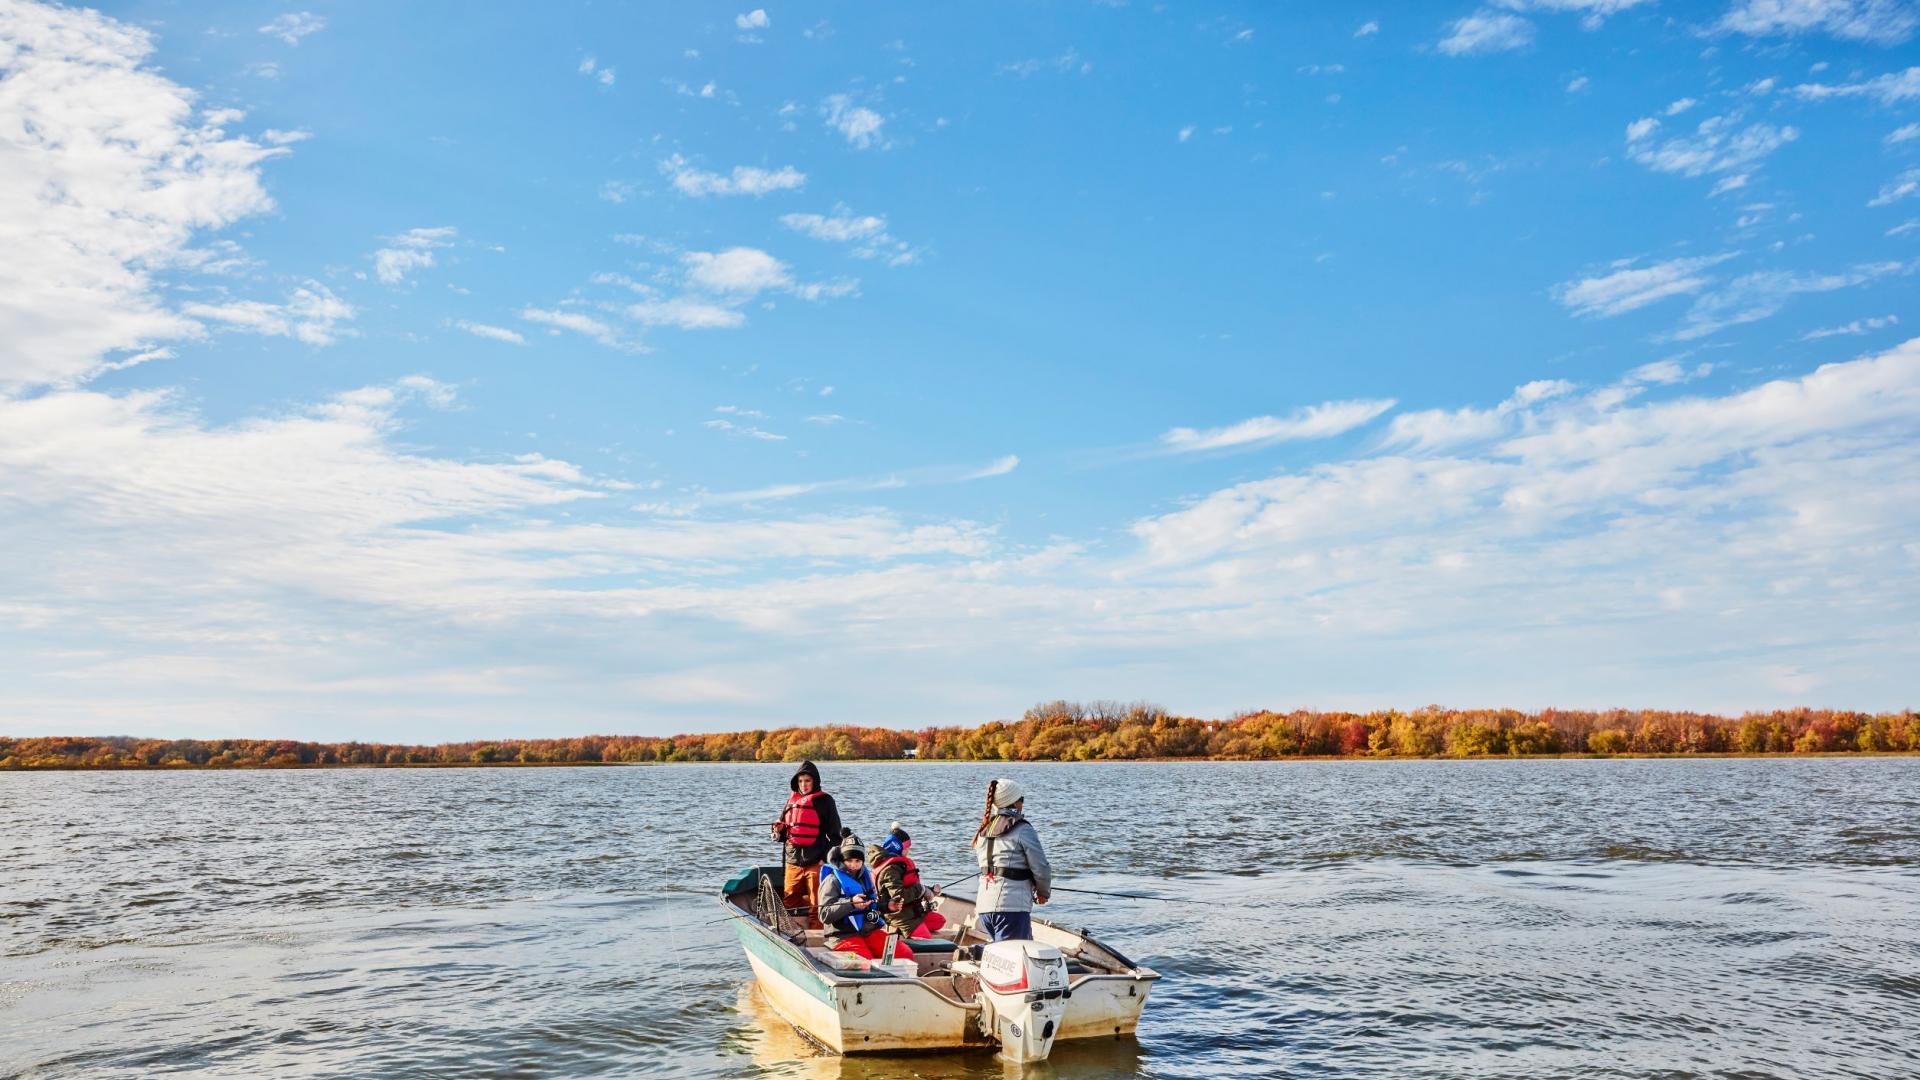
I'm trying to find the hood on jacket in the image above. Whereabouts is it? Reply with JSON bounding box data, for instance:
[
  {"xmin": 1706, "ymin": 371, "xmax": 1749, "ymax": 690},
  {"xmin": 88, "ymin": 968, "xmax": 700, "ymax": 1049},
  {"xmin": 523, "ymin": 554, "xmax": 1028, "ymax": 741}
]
[
  {"xmin": 981, "ymin": 807, "xmax": 1023, "ymax": 840},
  {"xmin": 790, "ymin": 759, "xmax": 822, "ymax": 793}
]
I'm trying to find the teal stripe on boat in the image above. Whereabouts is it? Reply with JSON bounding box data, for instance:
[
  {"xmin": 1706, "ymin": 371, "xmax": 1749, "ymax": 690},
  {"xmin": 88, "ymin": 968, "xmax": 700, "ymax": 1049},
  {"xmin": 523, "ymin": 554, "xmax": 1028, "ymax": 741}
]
[{"xmin": 736, "ymin": 920, "xmax": 837, "ymax": 1006}]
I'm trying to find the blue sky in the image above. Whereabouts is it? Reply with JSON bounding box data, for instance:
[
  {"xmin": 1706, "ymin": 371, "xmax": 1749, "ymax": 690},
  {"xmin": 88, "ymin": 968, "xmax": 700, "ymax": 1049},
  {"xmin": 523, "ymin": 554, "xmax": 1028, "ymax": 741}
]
[{"xmin": 1, "ymin": 0, "xmax": 1917, "ymax": 740}]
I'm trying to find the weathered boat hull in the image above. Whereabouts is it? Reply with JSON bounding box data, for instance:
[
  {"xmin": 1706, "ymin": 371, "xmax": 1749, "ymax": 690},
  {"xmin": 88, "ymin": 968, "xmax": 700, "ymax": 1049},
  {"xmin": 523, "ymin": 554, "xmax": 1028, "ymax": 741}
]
[{"xmin": 722, "ymin": 866, "xmax": 1157, "ymax": 1056}]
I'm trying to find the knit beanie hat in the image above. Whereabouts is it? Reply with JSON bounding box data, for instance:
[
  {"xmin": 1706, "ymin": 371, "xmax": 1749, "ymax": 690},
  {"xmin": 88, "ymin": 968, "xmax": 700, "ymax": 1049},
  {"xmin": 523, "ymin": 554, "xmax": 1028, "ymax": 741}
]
[
  {"xmin": 837, "ymin": 829, "xmax": 866, "ymax": 861},
  {"xmin": 990, "ymin": 778, "xmax": 1026, "ymax": 808},
  {"xmin": 878, "ymin": 821, "xmax": 910, "ymax": 858}
]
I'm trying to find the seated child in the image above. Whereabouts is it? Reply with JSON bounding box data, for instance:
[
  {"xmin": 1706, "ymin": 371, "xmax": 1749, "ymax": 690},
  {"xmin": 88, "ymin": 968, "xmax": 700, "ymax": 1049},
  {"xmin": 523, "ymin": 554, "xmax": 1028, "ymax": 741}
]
[
  {"xmin": 868, "ymin": 822, "xmax": 946, "ymax": 940},
  {"xmin": 816, "ymin": 831, "xmax": 914, "ymax": 962}
]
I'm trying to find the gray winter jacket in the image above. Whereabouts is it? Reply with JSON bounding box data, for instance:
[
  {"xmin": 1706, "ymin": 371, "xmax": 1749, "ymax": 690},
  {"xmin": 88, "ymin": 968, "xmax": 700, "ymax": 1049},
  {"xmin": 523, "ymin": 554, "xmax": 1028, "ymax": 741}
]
[
  {"xmin": 971, "ymin": 810, "xmax": 1052, "ymax": 913},
  {"xmin": 816, "ymin": 863, "xmax": 882, "ymax": 945}
]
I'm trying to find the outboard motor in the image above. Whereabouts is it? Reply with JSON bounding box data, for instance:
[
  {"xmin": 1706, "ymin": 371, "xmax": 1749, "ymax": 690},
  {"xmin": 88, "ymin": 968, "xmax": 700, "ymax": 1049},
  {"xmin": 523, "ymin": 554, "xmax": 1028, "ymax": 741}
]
[{"xmin": 956, "ymin": 940, "xmax": 1071, "ymax": 1064}]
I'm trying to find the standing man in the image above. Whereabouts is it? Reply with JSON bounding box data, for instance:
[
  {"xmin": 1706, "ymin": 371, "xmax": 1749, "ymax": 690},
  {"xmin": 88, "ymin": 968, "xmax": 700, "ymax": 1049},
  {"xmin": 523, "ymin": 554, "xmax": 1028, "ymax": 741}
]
[{"xmin": 771, "ymin": 760, "xmax": 842, "ymax": 929}]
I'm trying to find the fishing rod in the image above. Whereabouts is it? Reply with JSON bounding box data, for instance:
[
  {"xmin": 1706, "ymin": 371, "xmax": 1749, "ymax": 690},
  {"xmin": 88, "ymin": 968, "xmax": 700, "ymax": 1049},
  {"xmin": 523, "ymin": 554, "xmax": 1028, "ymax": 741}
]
[{"xmin": 1045, "ymin": 885, "xmax": 1218, "ymax": 905}]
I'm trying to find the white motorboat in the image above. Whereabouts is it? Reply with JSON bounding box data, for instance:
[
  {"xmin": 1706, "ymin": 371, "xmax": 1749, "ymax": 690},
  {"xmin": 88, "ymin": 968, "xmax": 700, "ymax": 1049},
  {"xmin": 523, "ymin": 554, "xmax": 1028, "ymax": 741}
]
[{"xmin": 720, "ymin": 866, "xmax": 1159, "ymax": 1062}]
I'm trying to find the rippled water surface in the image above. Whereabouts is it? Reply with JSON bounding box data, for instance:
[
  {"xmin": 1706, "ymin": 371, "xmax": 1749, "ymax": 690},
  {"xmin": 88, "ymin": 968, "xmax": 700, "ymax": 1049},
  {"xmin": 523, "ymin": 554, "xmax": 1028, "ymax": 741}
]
[{"xmin": 5, "ymin": 759, "xmax": 1919, "ymax": 1078}]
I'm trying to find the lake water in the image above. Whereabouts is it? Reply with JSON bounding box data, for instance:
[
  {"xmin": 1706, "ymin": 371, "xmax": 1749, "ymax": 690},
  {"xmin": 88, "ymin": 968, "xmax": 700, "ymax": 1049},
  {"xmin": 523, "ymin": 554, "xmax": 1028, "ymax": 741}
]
[{"xmin": 4, "ymin": 759, "xmax": 1919, "ymax": 1078}]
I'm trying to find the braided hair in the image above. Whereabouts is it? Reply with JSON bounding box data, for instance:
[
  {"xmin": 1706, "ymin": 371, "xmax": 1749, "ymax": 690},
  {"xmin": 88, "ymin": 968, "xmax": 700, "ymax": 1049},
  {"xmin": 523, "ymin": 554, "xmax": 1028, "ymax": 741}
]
[{"xmin": 971, "ymin": 779, "xmax": 1000, "ymax": 846}]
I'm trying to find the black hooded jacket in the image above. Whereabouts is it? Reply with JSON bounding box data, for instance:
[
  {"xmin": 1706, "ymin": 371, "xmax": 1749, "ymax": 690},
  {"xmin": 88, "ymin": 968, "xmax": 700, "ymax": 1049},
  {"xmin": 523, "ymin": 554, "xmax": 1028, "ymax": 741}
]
[{"xmin": 778, "ymin": 760, "xmax": 843, "ymax": 866}]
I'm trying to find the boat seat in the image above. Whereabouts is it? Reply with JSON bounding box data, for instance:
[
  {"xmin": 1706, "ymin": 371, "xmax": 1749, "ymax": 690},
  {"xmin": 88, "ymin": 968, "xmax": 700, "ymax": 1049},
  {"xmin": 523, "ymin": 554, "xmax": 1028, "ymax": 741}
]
[{"xmin": 906, "ymin": 937, "xmax": 958, "ymax": 954}]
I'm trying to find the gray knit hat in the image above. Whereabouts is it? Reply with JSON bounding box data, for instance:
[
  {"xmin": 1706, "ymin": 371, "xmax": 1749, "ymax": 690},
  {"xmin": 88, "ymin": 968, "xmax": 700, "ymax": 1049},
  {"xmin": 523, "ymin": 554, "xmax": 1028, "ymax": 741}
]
[{"xmin": 837, "ymin": 829, "xmax": 866, "ymax": 861}]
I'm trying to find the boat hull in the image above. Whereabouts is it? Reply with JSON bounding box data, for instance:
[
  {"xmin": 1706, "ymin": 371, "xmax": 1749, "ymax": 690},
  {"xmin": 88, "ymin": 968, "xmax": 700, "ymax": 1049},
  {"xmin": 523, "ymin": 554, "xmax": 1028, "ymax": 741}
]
[{"xmin": 722, "ymin": 866, "xmax": 1157, "ymax": 1056}]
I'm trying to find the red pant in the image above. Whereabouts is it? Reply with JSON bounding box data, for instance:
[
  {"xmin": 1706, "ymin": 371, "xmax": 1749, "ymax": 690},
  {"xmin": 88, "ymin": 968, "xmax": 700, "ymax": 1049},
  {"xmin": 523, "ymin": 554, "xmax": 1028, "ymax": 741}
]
[{"xmin": 831, "ymin": 928, "xmax": 916, "ymax": 962}]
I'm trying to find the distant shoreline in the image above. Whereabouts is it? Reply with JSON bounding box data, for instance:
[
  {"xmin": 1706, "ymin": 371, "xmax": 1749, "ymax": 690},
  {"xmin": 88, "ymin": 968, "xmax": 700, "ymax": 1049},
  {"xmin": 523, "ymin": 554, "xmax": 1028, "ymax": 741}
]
[
  {"xmin": 6, "ymin": 706, "xmax": 1913, "ymax": 769},
  {"xmin": 4, "ymin": 751, "xmax": 1917, "ymax": 772}
]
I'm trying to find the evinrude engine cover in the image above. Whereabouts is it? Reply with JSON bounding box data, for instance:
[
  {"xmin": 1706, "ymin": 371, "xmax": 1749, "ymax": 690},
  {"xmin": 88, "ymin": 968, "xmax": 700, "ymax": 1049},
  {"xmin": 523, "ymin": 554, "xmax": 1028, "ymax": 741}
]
[{"xmin": 973, "ymin": 940, "xmax": 1070, "ymax": 1063}]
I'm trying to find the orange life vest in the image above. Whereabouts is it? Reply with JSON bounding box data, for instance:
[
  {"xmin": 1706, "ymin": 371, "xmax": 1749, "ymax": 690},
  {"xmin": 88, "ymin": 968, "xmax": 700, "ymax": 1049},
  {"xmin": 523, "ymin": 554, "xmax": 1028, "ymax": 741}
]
[
  {"xmin": 781, "ymin": 791, "xmax": 824, "ymax": 848},
  {"xmin": 874, "ymin": 853, "xmax": 919, "ymax": 889}
]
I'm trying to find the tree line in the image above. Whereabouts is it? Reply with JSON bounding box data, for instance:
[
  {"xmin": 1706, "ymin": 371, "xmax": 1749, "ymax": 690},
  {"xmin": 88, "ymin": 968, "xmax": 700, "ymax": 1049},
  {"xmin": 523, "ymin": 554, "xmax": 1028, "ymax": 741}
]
[{"xmin": 2, "ymin": 701, "xmax": 1915, "ymax": 769}]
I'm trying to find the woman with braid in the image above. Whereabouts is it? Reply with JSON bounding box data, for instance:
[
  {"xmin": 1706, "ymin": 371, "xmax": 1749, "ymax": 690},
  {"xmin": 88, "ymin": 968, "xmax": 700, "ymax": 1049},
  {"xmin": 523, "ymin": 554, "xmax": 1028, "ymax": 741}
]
[{"xmin": 969, "ymin": 778, "xmax": 1052, "ymax": 942}]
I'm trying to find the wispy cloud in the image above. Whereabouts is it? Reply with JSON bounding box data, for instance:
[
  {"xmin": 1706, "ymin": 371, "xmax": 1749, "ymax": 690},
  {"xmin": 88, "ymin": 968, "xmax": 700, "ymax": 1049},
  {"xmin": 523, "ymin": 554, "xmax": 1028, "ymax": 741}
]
[
  {"xmin": 1624, "ymin": 114, "xmax": 1798, "ymax": 187},
  {"xmin": 372, "ymin": 226, "xmax": 456, "ymax": 285},
  {"xmin": 661, "ymin": 154, "xmax": 805, "ymax": 197},
  {"xmin": 1791, "ymin": 66, "xmax": 1920, "ymax": 105},
  {"xmin": 704, "ymin": 418, "xmax": 786, "ymax": 441},
  {"xmin": 1437, "ymin": 10, "xmax": 1534, "ymax": 55},
  {"xmin": 259, "ymin": 11, "xmax": 326, "ymax": 45},
  {"xmin": 1552, "ymin": 253, "xmax": 1737, "ymax": 318},
  {"xmin": 704, "ymin": 454, "xmax": 1020, "ymax": 504},
  {"xmin": 1160, "ymin": 399, "xmax": 1397, "ymax": 454},
  {"xmin": 1721, "ymin": 1, "xmax": 1917, "ymax": 44},
  {"xmin": 1001, "ymin": 48, "xmax": 1092, "ymax": 77},
  {"xmin": 1802, "ymin": 314, "xmax": 1899, "ymax": 339},
  {"xmin": 1670, "ymin": 261, "xmax": 1908, "ymax": 340},
  {"xmin": 456, "ymin": 321, "xmax": 526, "ymax": 345},
  {"xmin": 520, "ymin": 307, "xmax": 625, "ymax": 349},
  {"xmin": 822, "ymin": 94, "xmax": 886, "ymax": 149},
  {"xmin": 780, "ymin": 208, "xmax": 919, "ymax": 265},
  {"xmin": 1870, "ymin": 168, "xmax": 1920, "ymax": 206},
  {"xmin": 180, "ymin": 282, "xmax": 355, "ymax": 346},
  {"xmin": 578, "ymin": 56, "xmax": 616, "ymax": 86}
]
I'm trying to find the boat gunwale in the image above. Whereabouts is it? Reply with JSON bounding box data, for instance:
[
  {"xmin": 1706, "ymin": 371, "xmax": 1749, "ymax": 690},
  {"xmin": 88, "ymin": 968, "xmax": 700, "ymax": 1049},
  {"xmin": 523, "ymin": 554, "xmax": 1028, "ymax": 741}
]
[{"xmin": 717, "ymin": 891, "xmax": 987, "ymax": 1011}]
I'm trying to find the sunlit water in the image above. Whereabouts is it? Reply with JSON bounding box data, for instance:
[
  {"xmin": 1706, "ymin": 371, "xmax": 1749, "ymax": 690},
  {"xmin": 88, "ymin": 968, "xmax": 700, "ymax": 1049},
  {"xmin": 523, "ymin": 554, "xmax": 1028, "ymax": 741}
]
[{"xmin": 4, "ymin": 759, "xmax": 1918, "ymax": 1078}]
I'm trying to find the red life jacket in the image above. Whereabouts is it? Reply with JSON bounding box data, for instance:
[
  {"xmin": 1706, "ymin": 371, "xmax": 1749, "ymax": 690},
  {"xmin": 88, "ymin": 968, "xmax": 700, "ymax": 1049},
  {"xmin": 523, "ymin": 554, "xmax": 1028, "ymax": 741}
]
[
  {"xmin": 781, "ymin": 791, "xmax": 824, "ymax": 848},
  {"xmin": 875, "ymin": 853, "xmax": 919, "ymax": 889}
]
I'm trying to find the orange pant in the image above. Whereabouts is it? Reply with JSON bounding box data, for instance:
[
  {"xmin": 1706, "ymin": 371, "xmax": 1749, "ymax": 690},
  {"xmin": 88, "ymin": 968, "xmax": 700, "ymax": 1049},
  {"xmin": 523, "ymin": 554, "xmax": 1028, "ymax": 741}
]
[
  {"xmin": 831, "ymin": 928, "xmax": 915, "ymax": 962},
  {"xmin": 782, "ymin": 862, "xmax": 822, "ymax": 929}
]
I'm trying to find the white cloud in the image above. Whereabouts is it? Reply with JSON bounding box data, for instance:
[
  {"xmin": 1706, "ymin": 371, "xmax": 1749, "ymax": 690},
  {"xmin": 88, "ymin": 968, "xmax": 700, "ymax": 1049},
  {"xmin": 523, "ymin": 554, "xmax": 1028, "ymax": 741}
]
[
  {"xmin": 1888, "ymin": 218, "xmax": 1920, "ymax": 236},
  {"xmin": 456, "ymin": 321, "xmax": 527, "ymax": 345},
  {"xmin": 706, "ymin": 454, "xmax": 1020, "ymax": 505},
  {"xmin": 372, "ymin": 226, "xmax": 457, "ymax": 285},
  {"xmin": 262, "ymin": 128, "xmax": 312, "ymax": 145},
  {"xmin": 1802, "ymin": 314, "xmax": 1899, "ymax": 339},
  {"xmin": 1791, "ymin": 66, "xmax": 1920, "ymax": 104},
  {"xmin": 1177, "ymin": 124, "xmax": 1195, "ymax": 142},
  {"xmin": 1001, "ymin": 48, "xmax": 1092, "ymax": 77},
  {"xmin": 627, "ymin": 297, "xmax": 747, "ymax": 330},
  {"xmin": 1624, "ymin": 114, "xmax": 1799, "ymax": 180},
  {"xmin": 0, "ymin": 1, "xmax": 288, "ymax": 386},
  {"xmin": 1355, "ymin": 19, "xmax": 1380, "ymax": 36},
  {"xmin": 822, "ymin": 94, "xmax": 886, "ymax": 149},
  {"xmin": 661, "ymin": 154, "xmax": 806, "ymax": 197},
  {"xmin": 520, "ymin": 307, "xmax": 623, "ymax": 348},
  {"xmin": 1438, "ymin": 10, "xmax": 1535, "ymax": 55},
  {"xmin": 682, "ymin": 247, "xmax": 793, "ymax": 294},
  {"xmin": 180, "ymin": 281, "xmax": 355, "ymax": 346},
  {"xmin": 1383, "ymin": 379, "xmax": 1577, "ymax": 452},
  {"xmin": 576, "ymin": 56, "xmax": 615, "ymax": 85},
  {"xmin": 1671, "ymin": 262, "xmax": 1908, "ymax": 340},
  {"xmin": 1160, "ymin": 399, "xmax": 1397, "ymax": 454},
  {"xmin": 1721, "ymin": 0, "xmax": 1918, "ymax": 44},
  {"xmin": 736, "ymin": 9, "xmax": 770, "ymax": 29},
  {"xmin": 1666, "ymin": 97, "xmax": 1698, "ymax": 115},
  {"xmin": 1552, "ymin": 253, "xmax": 1738, "ymax": 317},
  {"xmin": 704, "ymin": 418, "xmax": 786, "ymax": 441},
  {"xmin": 259, "ymin": 11, "xmax": 326, "ymax": 45},
  {"xmin": 965, "ymin": 454, "xmax": 1021, "ymax": 479},
  {"xmin": 1870, "ymin": 168, "xmax": 1920, "ymax": 206},
  {"xmin": 1566, "ymin": 75, "xmax": 1590, "ymax": 92},
  {"xmin": 1887, "ymin": 122, "xmax": 1920, "ymax": 144},
  {"xmin": 781, "ymin": 209, "xmax": 919, "ymax": 265}
]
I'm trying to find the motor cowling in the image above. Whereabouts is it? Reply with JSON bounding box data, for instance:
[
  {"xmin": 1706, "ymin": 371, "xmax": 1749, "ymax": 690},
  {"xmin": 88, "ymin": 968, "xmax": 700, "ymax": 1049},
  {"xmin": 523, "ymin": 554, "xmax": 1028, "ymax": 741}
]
[{"xmin": 967, "ymin": 940, "xmax": 1070, "ymax": 1064}]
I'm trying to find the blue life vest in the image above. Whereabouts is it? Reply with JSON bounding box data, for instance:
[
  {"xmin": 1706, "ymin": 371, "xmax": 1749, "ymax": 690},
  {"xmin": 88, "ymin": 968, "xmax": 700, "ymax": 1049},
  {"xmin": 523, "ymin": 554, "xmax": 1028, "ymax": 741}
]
[{"xmin": 820, "ymin": 863, "xmax": 877, "ymax": 933}]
